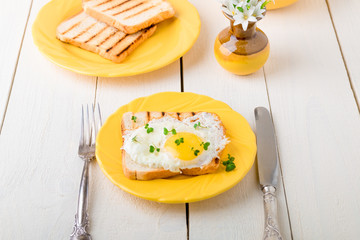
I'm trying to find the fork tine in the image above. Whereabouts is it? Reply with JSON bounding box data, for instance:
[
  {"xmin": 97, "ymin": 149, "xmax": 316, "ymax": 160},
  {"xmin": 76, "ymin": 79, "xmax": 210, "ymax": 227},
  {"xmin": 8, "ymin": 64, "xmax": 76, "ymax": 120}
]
[
  {"xmin": 86, "ymin": 104, "xmax": 92, "ymax": 146},
  {"xmin": 90, "ymin": 103, "xmax": 97, "ymax": 145},
  {"xmin": 97, "ymin": 103, "xmax": 103, "ymax": 127},
  {"xmin": 79, "ymin": 105, "xmax": 85, "ymax": 147}
]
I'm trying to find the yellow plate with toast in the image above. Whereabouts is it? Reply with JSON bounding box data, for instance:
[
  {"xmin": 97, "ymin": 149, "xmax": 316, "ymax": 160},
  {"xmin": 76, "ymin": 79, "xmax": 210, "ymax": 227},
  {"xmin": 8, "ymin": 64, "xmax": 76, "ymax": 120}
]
[
  {"xmin": 96, "ymin": 92, "xmax": 257, "ymax": 203},
  {"xmin": 32, "ymin": 0, "xmax": 200, "ymax": 77}
]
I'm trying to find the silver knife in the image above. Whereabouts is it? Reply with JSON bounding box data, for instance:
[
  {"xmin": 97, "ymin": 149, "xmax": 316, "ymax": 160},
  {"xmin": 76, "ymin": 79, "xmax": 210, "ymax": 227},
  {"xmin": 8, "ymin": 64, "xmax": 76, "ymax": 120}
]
[{"xmin": 254, "ymin": 107, "xmax": 283, "ymax": 240}]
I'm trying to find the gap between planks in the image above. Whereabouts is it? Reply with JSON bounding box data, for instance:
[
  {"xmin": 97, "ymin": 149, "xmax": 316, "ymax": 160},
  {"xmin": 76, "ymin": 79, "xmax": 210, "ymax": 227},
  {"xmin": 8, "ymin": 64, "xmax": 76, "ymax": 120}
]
[
  {"xmin": 262, "ymin": 67, "xmax": 294, "ymax": 240},
  {"xmin": 0, "ymin": 0, "xmax": 34, "ymax": 135},
  {"xmin": 180, "ymin": 56, "xmax": 189, "ymax": 240},
  {"xmin": 325, "ymin": 0, "xmax": 360, "ymax": 113}
]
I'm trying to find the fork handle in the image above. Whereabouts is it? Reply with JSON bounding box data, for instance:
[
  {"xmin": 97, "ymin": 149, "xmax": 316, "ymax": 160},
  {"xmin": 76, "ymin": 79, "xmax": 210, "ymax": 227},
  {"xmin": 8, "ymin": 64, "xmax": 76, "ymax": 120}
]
[
  {"xmin": 262, "ymin": 186, "xmax": 283, "ymax": 240},
  {"xmin": 70, "ymin": 159, "xmax": 92, "ymax": 240}
]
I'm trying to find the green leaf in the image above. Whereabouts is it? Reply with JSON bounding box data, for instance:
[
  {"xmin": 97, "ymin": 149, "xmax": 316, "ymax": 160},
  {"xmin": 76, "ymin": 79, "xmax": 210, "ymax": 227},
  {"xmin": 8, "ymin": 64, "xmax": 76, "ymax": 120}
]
[
  {"xmin": 147, "ymin": 127, "xmax": 154, "ymax": 133},
  {"xmin": 164, "ymin": 128, "xmax": 169, "ymax": 135},
  {"xmin": 131, "ymin": 116, "xmax": 137, "ymax": 122},
  {"xmin": 171, "ymin": 129, "xmax": 177, "ymax": 135},
  {"xmin": 237, "ymin": 6, "xmax": 244, "ymax": 12},
  {"xmin": 204, "ymin": 142, "xmax": 210, "ymax": 150},
  {"xmin": 226, "ymin": 163, "xmax": 236, "ymax": 172},
  {"xmin": 223, "ymin": 154, "xmax": 236, "ymax": 171},
  {"xmin": 175, "ymin": 137, "xmax": 184, "ymax": 145},
  {"xmin": 156, "ymin": 148, "xmax": 160, "ymax": 152},
  {"xmin": 261, "ymin": 0, "xmax": 270, "ymax": 9},
  {"xmin": 149, "ymin": 145, "xmax": 155, "ymax": 153},
  {"xmin": 144, "ymin": 123, "xmax": 149, "ymax": 129},
  {"xmin": 132, "ymin": 136, "xmax": 138, "ymax": 142},
  {"xmin": 194, "ymin": 150, "xmax": 200, "ymax": 156}
]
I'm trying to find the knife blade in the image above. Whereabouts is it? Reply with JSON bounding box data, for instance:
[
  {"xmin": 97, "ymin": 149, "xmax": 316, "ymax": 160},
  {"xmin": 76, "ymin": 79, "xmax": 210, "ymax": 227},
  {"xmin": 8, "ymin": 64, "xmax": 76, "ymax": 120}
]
[
  {"xmin": 254, "ymin": 107, "xmax": 283, "ymax": 240},
  {"xmin": 254, "ymin": 107, "xmax": 279, "ymax": 188}
]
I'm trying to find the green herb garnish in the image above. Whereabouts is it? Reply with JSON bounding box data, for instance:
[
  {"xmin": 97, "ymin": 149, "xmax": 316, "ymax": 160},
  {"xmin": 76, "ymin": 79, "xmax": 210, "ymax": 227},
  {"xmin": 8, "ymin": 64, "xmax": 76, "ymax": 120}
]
[
  {"xmin": 194, "ymin": 122, "xmax": 206, "ymax": 130},
  {"xmin": 144, "ymin": 123, "xmax": 153, "ymax": 133},
  {"xmin": 131, "ymin": 116, "xmax": 137, "ymax": 122},
  {"xmin": 190, "ymin": 147, "xmax": 200, "ymax": 156},
  {"xmin": 164, "ymin": 128, "xmax": 177, "ymax": 135},
  {"xmin": 149, "ymin": 145, "xmax": 160, "ymax": 153},
  {"xmin": 175, "ymin": 137, "xmax": 184, "ymax": 146},
  {"xmin": 222, "ymin": 154, "xmax": 236, "ymax": 172},
  {"xmin": 194, "ymin": 150, "xmax": 200, "ymax": 156},
  {"xmin": 200, "ymin": 142, "xmax": 210, "ymax": 150},
  {"xmin": 132, "ymin": 136, "xmax": 138, "ymax": 143}
]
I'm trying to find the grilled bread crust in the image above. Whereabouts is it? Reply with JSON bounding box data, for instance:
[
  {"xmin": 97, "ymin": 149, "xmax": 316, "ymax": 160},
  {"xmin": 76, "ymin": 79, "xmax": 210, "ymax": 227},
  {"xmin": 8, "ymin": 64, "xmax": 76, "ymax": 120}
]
[
  {"xmin": 56, "ymin": 11, "xmax": 157, "ymax": 63},
  {"xmin": 121, "ymin": 111, "xmax": 225, "ymax": 180},
  {"xmin": 83, "ymin": 0, "xmax": 175, "ymax": 34}
]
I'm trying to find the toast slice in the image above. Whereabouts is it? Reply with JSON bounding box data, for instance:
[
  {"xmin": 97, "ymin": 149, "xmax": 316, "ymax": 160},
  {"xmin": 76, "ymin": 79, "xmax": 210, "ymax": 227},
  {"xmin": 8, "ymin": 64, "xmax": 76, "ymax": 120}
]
[
  {"xmin": 121, "ymin": 111, "xmax": 225, "ymax": 180},
  {"xmin": 56, "ymin": 11, "xmax": 157, "ymax": 63},
  {"xmin": 83, "ymin": 0, "xmax": 175, "ymax": 34}
]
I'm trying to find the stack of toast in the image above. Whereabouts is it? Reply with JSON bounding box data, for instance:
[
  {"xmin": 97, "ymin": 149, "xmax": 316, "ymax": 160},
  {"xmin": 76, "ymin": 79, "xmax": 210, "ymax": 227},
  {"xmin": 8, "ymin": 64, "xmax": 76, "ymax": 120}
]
[{"xmin": 56, "ymin": 0, "xmax": 175, "ymax": 63}]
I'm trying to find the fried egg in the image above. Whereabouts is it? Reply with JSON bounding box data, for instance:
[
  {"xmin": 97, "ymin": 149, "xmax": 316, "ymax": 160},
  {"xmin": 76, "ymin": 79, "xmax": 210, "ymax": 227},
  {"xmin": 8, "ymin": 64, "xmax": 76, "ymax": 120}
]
[{"xmin": 122, "ymin": 112, "xmax": 229, "ymax": 172}]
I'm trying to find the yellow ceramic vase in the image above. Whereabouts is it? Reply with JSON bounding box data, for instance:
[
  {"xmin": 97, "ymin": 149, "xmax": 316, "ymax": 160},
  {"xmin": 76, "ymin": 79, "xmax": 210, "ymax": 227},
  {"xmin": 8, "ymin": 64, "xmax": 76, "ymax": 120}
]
[
  {"xmin": 214, "ymin": 13, "xmax": 269, "ymax": 76},
  {"xmin": 267, "ymin": 0, "xmax": 298, "ymax": 10}
]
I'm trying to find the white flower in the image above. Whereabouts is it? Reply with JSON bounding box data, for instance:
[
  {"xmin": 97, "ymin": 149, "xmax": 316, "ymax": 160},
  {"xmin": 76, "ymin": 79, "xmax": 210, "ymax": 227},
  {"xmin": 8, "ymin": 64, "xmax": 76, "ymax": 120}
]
[
  {"xmin": 233, "ymin": 6, "xmax": 257, "ymax": 31},
  {"xmin": 252, "ymin": 1, "xmax": 266, "ymax": 19},
  {"xmin": 221, "ymin": 0, "xmax": 240, "ymax": 16},
  {"xmin": 248, "ymin": 0, "xmax": 259, "ymax": 6}
]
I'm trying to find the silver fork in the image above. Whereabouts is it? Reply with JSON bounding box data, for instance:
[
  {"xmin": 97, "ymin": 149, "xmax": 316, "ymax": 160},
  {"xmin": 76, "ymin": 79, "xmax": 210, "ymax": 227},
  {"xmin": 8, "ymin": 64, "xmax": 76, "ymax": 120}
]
[{"xmin": 70, "ymin": 104, "xmax": 102, "ymax": 240}]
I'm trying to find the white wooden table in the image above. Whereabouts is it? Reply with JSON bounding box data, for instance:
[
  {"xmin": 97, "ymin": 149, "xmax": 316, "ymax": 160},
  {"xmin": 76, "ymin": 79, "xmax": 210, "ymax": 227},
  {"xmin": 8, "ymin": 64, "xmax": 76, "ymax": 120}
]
[{"xmin": 1, "ymin": 0, "xmax": 360, "ymax": 239}]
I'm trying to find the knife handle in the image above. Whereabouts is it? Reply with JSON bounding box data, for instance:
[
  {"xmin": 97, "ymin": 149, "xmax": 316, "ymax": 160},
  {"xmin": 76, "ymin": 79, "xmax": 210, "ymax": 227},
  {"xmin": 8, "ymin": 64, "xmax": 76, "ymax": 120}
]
[{"xmin": 262, "ymin": 186, "xmax": 283, "ymax": 240}]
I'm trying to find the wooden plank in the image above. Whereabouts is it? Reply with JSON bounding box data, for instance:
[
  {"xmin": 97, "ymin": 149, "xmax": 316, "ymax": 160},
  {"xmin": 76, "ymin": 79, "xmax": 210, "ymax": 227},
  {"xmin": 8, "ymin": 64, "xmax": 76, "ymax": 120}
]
[
  {"xmin": 326, "ymin": 0, "xmax": 360, "ymax": 107},
  {"xmin": 0, "ymin": 0, "xmax": 186, "ymax": 239},
  {"xmin": 261, "ymin": 0, "xmax": 360, "ymax": 238},
  {"xmin": 183, "ymin": 0, "xmax": 292, "ymax": 239},
  {"xmin": 93, "ymin": 63, "xmax": 187, "ymax": 240},
  {"xmin": 0, "ymin": 0, "xmax": 102, "ymax": 238},
  {"xmin": 0, "ymin": 0, "xmax": 33, "ymax": 127}
]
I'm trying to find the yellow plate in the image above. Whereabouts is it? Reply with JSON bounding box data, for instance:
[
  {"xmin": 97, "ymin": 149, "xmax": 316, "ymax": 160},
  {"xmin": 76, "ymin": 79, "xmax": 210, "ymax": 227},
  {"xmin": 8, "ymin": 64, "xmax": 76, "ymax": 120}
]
[
  {"xmin": 267, "ymin": 0, "xmax": 298, "ymax": 10},
  {"xmin": 32, "ymin": 0, "xmax": 200, "ymax": 77},
  {"xmin": 96, "ymin": 92, "xmax": 257, "ymax": 203}
]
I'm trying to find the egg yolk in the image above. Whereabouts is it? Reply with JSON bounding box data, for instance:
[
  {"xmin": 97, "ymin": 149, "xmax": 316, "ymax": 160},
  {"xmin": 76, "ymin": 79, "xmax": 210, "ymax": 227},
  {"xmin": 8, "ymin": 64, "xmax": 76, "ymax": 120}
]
[{"xmin": 164, "ymin": 132, "xmax": 204, "ymax": 161}]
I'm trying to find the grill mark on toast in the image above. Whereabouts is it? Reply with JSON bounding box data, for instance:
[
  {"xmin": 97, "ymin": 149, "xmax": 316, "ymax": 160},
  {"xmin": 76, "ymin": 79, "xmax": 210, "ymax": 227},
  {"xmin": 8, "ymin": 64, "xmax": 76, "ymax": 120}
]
[
  {"xmin": 191, "ymin": 112, "xmax": 195, "ymax": 116},
  {"xmin": 97, "ymin": 31, "xmax": 118, "ymax": 47},
  {"xmin": 176, "ymin": 112, "xmax": 180, "ymax": 119},
  {"xmin": 103, "ymin": 0, "xmax": 131, "ymax": 12},
  {"xmin": 116, "ymin": 44, "xmax": 131, "ymax": 56},
  {"xmin": 94, "ymin": 0, "xmax": 112, "ymax": 7},
  {"xmin": 106, "ymin": 35, "xmax": 127, "ymax": 52},
  {"xmin": 61, "ymin": 21, "xmax": 82, "ymax": 35},
  {"xmin": 147, "ymin": 111, "xmax": 150, "ymax": 121},
  {"xmin": 115, "ymin": 34, "xmax": 142, "ymax": 56},
  {"xmin": 113, "ymin": 1, "xmax": 146, "ymax": 16},
  {"xmin": 84, "ymin": 25, "xmax": 108, "ymax": 43},
  {"xmin": 123, "ymin": 3, "xmax": 160, "ymax": 20},
  {"xmin": 74, "ymin": 22, "xmax": 97, "ymax": 40},
  {"xmin": 115, "ymin": 27, "xmax": 152, "ymax": 56},
  {"xmin": 161, "ymin": 112, "xmax": 165, "ymax": 116}
]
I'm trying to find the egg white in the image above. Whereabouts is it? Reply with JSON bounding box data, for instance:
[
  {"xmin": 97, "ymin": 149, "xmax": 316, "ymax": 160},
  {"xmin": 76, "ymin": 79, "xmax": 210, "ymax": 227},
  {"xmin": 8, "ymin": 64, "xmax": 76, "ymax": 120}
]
[{"xmin": 122, "ymin": 112, "xmax": 229, "ymax": 172}]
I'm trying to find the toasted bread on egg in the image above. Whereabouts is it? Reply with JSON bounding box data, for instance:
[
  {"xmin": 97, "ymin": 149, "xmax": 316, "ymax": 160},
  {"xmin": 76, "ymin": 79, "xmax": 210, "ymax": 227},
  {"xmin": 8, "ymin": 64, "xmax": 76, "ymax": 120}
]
[
  {"xmin": 56, "ymin": 11, "xmax": 157, "ymax": 63},
  {"xmin": 121, "ymin": 111, "xmax": 225, "ymax": 180},
  {"xmin": 83, "ymin": 0, "xmax": 175, "ymax": 34}
]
